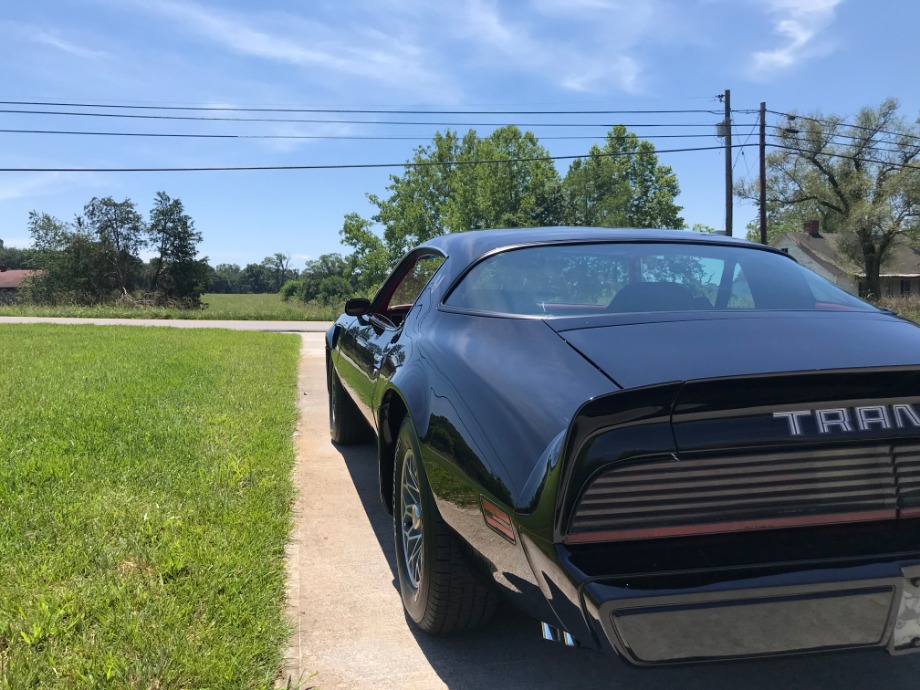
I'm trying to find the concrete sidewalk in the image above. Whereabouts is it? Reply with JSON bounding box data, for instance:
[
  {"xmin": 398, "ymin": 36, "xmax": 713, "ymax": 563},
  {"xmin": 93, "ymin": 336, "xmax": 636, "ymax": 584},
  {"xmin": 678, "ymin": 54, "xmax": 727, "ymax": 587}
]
[{"xmin": 279, "ymin": 333, "xmax": 920, "ymax": 690}]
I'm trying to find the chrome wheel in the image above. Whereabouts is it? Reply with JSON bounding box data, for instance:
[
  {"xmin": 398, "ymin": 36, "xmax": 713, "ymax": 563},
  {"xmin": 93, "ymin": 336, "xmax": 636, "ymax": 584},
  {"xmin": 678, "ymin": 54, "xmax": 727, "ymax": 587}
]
[{"xmin": 400, "ymin": 448, "xmax": 424, "ymax": 590}]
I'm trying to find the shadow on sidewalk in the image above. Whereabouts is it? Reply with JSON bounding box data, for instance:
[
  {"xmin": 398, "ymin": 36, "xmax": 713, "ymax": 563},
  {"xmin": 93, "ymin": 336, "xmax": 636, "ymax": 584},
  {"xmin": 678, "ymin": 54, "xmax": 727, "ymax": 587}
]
[{"xmin": 335, "ymin": 441, "xmax": 920, "ymax": 690}]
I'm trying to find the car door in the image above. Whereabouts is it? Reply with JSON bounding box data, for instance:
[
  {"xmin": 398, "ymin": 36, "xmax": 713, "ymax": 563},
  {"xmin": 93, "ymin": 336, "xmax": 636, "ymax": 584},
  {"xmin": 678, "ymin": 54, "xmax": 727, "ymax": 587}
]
[{"xmin": 335, "ymin": 250, "xmax": 445, "ymax": 429}]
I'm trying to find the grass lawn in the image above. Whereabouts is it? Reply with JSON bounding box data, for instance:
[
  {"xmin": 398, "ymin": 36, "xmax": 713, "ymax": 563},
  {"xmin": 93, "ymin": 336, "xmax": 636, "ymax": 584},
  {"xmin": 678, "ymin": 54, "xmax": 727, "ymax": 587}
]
[
  {"xmin": 0, "ymin": 325, "xmax": 301, "ymax": 689},
  {"xmin": 0, "ymin": 293, "xmax": 338, "ymax": 321}
]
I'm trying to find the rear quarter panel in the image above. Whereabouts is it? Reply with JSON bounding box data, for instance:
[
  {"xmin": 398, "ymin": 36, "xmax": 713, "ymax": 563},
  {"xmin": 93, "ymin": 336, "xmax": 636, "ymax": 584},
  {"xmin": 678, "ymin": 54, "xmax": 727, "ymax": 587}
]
[{"xmin": 391, "ymin": 309, "xmax": 615, "ymax": 614}]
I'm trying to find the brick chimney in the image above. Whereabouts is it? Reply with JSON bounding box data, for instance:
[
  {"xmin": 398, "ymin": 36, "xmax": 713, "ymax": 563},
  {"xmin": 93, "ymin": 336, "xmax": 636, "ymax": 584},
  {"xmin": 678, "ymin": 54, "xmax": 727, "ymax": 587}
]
[{"xmin": 803, "ymin": 220, "xmax": 820, "ymax": 238}]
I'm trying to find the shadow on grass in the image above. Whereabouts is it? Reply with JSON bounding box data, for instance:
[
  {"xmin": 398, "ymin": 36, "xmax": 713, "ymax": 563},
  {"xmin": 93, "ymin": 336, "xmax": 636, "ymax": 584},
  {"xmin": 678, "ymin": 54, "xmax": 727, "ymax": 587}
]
[{"xmin": 334, "ymin": 441, "xmax": 920, "ymax": 690}]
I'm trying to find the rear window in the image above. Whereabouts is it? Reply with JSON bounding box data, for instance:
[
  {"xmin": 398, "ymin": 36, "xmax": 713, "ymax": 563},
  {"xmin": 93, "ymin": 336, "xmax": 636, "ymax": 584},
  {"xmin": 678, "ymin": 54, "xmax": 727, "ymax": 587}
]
[{"xmin": 444, "ymin": 242, "xmax": 875, "ymax": 316}]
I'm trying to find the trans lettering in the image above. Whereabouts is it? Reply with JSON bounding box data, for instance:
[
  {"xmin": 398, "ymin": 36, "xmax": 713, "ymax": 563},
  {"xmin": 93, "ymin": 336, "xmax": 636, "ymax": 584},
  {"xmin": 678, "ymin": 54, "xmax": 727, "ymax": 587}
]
[{"xmin": 774, "ymin": 404, "xmax": 920, "ymax": 436}]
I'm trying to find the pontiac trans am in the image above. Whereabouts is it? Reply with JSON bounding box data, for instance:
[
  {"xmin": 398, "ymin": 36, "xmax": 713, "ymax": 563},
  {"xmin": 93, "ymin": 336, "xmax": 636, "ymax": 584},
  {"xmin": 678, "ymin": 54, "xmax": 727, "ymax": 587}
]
[{"xmin": 325, "ymin": 227, "xmax": 920, "ymax": 665}]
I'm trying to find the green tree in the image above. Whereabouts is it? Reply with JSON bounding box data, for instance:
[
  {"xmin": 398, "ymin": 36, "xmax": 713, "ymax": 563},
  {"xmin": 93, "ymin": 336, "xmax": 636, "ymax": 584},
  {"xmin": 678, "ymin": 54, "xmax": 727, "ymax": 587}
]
[
  {"xmin": 261, "ymin": 253, "xmax": 295, "ymax": 292},
  {"xmin": 147, "ymin": 192, "xmax": 207, "ymax": 301},
  {"xmin": 341, "ymin": 126, "xmax": 563, "ymax": 293},
  {"xmin": 340, "ymin": 125, "xmax": 685, "ymax": 296},
  {"xmin": 365, "ymin": 126, "xmax": 562, "ymax": 264},
  {"xmin": 457, "ymin": 126, "xmax": 563, "ymax": 231},
  {"xmin": 25, "ymin": 212, "xmax": 113, "ymax": 304},
  {"xmin": 83, "ymin": 197, "xmax": 146, "ymax": 296},
  {"xmin": 242, "ymin": 263, "xmax": 271, "ymax": 293},
  {"xmin": 340, "ymin": 213, "xmax": 390, "ymax": 295},
  {"xmin": 689, "ymin": 223, "xmax": 720, "ymax": 234},
  {"xmin": 562, "ymin": 125, "xmax": 683, "ymax": 228},
  {"xmin": 210, "ymin": 263, "xmax": 245, "ymax": 293},
  {"xmin": 291, "ymin": 253, "xmax": 358, "ymax": 302},
  {"xmin": 316, "ymin": 275, "xmax": 353, "ymax": 306},
  {"xmin": 0, "ymin": 238, "xmax": 37, "ymax": 269},
  {"xmin": 737, "ymin": 99, "xmax": 920, "ymax": 296}
]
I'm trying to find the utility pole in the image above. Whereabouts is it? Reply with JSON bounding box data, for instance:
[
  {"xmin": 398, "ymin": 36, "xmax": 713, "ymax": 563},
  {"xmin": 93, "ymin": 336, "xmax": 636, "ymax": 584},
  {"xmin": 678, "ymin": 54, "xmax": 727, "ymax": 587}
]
[
  {"xmin": 723, "ymin": 89, "xmax": 732, "ymax": 236},
  {"xmin": 759, "ymin": 102, "xmax": 767, "ymax": 244}
]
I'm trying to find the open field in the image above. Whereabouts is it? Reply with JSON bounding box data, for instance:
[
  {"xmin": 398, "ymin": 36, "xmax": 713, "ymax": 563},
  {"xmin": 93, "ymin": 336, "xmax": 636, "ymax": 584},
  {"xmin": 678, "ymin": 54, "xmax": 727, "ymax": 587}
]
[
  {"xmin": 202, "ymin": 293, "xmax": 338, "ymax": 320},
  {"xmin": 0, "ymin": 293, "xmax": 339, "ymax": 321},
  {"xmin": 0, "ymin": 325, "xmax": 300, "ymax": 689}
]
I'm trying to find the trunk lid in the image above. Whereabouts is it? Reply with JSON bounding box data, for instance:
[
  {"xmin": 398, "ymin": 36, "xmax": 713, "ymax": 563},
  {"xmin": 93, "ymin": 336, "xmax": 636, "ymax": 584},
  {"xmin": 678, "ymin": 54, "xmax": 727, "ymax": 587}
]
[{"xmin": 549, "ymin": 310, "xmax": 920, "ymax": 389}]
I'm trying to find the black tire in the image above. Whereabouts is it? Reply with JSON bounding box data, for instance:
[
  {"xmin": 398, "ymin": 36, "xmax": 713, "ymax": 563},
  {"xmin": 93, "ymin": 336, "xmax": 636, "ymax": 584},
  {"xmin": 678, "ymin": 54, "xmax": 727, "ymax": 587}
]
[
  {"xmin": 393, "ymin": 418, "xmax": 496, "ymax": 634},
  {"xmin": 328, "ymin": 361, "xmax": 368, "ymax": 445}
]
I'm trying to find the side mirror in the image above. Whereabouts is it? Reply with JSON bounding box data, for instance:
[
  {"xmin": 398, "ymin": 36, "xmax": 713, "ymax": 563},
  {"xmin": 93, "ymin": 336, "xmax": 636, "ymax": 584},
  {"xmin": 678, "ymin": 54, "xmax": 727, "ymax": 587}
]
[{"xmin": 344, "ymin": 297, "xmax": 371, "ymax": 316}]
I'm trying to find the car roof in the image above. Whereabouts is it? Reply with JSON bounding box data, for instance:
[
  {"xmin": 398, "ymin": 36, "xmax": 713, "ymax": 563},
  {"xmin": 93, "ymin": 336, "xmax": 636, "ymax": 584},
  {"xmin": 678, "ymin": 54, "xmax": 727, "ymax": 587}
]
[{"xmin": 418, "ymin": 226, "xmax": 787, "ymax": 274}]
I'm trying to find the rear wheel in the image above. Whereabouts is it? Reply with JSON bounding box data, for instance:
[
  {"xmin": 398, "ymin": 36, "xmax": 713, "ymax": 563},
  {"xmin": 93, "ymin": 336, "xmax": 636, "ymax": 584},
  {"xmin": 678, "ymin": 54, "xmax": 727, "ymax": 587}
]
[
  {"xmin": 393, "ymin": 418, "xmax": 496, "ymax": 633},
  {"xmin": 328, "ymin": 361, "xmax": 368, "ymax": 445}
]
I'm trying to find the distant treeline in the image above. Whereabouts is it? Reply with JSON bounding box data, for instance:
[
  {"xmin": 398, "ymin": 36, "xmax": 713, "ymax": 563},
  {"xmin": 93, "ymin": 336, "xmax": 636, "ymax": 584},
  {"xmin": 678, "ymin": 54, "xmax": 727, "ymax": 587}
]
[
  {"xmin": 1, "ymin": 195, "xmax": 305, "ymax": 306},
  {"xmin": 3, "ymin": 124, "xmax": 691, "ymax": 308}
]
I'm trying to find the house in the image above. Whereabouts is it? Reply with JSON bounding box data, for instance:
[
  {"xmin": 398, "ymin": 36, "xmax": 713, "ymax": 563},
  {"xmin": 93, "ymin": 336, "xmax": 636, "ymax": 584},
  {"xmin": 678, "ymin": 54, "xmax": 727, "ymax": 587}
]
[
  {"xmin": 0, "ymin": 266, "xmax": 39, "ymax": 303},
  {"xmin": 771, "ymin": 222, "xmax": 920, "ymax": 298}
]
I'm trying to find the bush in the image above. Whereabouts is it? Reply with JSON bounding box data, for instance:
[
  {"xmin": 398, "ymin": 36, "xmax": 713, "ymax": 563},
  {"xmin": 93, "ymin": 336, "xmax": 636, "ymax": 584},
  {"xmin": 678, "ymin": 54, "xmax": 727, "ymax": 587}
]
[
  {"xmin": 317, "ymin": 275, "xmax": 353, "ymax": 305},
  {"xmin": 279, "ymin": 279, "xmax": 302, "ymax": 301}
]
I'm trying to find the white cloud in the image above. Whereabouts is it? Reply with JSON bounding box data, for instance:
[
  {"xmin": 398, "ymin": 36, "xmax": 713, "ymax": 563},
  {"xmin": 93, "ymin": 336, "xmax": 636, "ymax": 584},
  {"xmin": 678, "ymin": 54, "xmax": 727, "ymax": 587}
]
[
  {"xmin": 446, "ymin": 0, "xmax": 652, "ymax": 94},
  {"xmin": 130, "ymin": 0, "xmax": 451, "ymax": 99},
  {"xmin": 29, "ymin": 29, "xmax": 110, "ymax": 61},
  {"xmin": 0, "ymin": 21, "xmax": 111, "ymax": 62},
  {"xmin": 259, "ymin": 122, "xmax": 363, "ymax": 155},
  {"xmin": 750, "ymin": 0, "xmax": 842, "ymax": 75},
  {"xmin": 0, "ymin": 172, "xmax": 107, "ymax": 208},
  {"xmin": 0, "ymin": 173, "xmax": 68, "ymax": 202},
  {"xmin": 561, "ymin": 56, "xmax": 641, "ymax": 93}
]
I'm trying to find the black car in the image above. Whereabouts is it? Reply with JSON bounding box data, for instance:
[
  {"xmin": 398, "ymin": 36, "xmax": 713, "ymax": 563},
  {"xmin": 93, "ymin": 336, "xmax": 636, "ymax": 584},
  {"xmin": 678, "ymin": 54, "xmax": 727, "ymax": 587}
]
[{"xmin": 326, "ymin": 227, "xmax": 920, "ymax": 665}]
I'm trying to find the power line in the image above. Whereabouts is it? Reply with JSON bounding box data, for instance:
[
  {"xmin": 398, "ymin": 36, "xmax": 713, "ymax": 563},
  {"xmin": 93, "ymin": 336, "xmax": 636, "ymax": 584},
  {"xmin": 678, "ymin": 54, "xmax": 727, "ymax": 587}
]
[
  {"xmin": 763, "ymin": 108, "xmax": 920, "ymax": 145},
  {"xmin": 0, "ymin": 143, "xmax": 755, "ymax": 173},
  {"xmin": 733, "ymin": 122, "xmax": 758, "ymax": 174},
  {"xmin": 770, "ymin": 142, "xmax": 920, "ymax": 172},
  {"xmin": 768, "ymin": 124, "xmax": 910, "ymax": 154},
  {"xmin": 0, "ymin": 108, "xmax": 755, "ymax": 128},
  {"xmin": 767, "ymin": 132, "xmax": 911, "ymax": 160},
  {"xmin": 0, "ymin": 127, "xmax": 726, "ymax": 142},
  {"xmin": 0, "ymin": 99, "xmax": 722, "ymax": 116}
]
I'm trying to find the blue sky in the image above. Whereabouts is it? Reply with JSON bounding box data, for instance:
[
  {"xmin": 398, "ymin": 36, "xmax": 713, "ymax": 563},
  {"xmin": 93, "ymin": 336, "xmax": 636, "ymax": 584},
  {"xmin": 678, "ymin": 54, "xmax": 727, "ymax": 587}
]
[{"xmin": 1, "ymin": 0, "xmax": 917, "ymax": 266}]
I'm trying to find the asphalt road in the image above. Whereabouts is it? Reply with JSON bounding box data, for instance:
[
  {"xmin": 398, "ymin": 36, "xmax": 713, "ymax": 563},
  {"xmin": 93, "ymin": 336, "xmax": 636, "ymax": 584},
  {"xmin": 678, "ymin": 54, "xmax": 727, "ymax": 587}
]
[
  {"xmin": 282, "ymin": 333, "xmax": 920, "ymax": 690},
  {"xmin": 0, "ymin": 316, "xmax": 333, "ymax": 332}
]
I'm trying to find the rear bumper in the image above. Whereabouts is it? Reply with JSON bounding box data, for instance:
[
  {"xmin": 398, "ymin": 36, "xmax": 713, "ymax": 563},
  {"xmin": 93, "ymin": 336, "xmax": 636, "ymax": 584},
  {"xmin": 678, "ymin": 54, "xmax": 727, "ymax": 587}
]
[
  {"xmin": 524, "ymin": 534, "xmax": 920, "ymax": 665},
  {"xmin": 587, "ymin": 562, "xmax": 920, "ymax": 664}
]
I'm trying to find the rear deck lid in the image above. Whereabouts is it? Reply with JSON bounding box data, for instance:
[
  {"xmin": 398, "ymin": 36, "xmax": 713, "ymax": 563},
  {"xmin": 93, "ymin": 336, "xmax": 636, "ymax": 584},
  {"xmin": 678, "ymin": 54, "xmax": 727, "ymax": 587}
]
[{"xmin": 549, "ymin": 310, "xmax": 920, "ymax": 389}]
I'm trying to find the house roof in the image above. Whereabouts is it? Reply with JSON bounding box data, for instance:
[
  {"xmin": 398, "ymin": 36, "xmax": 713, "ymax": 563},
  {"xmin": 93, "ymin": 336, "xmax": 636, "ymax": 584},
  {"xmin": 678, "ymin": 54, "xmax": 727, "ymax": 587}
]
[
  {"xmin": 0, "ymin": 269, "xmax": 38, "ymax": 289},
  {"xmin": 772, "ymin": 232, "xmax": 920, "ymax": 278}
]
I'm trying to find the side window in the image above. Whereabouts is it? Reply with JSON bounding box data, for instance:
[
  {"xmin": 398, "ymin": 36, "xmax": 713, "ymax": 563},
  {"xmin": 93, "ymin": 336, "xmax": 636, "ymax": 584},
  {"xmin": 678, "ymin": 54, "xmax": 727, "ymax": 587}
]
[
  {"xmin": 637, "ymin": 254, "xmax": 725, "ymax": 307},
  {"xmin": 727, "ymin": 264, "xmax": 754, "ymax": 308},
  {"xmin": 386, "ymin": 254, "xmax": 445, "ymax": 310},
  {"xmin": 804, "ymin": 270, "xmax": 845, "ymax": 305}
]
